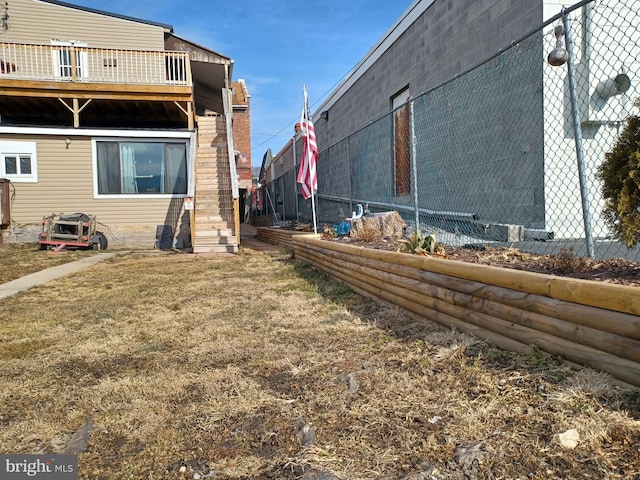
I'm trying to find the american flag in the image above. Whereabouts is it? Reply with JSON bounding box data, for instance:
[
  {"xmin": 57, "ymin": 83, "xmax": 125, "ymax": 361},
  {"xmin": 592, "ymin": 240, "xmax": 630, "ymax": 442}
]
[{"xmin": 297, "ymin": 86, "xmax": 318, "ymax": 200}]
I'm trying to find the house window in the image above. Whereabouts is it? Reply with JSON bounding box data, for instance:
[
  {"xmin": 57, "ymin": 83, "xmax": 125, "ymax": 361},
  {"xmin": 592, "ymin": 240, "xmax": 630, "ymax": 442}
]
[
  {"xmin": 51, "ymin": 40, "xmax": 88, "ymax": 79},
  {"xmin": 0, "ymin": 141, "xmax": 37, "ymax": 182},
  {"xmin": 95, "ymin": 140, "xmax": 188, "ymax": 196},
  {"xmin": 392, "ymin": 87, "xmax": 411, "ymax": 196}
]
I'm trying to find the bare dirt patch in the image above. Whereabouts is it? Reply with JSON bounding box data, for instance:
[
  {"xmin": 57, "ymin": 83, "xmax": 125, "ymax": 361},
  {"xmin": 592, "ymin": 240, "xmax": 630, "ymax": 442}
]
[{"xmin": 0, "ymin": 247, "xmax": 638, "ymax": 479}]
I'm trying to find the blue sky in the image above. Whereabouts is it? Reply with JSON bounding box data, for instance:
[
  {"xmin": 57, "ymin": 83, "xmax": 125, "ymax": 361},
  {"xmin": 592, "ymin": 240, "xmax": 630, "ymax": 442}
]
[{"xmin": 67, "ymin": 0, "xmax": 412, "ymax": 166}]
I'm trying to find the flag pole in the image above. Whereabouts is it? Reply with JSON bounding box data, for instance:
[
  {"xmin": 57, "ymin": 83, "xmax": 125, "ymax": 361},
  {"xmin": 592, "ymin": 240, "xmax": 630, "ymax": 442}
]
[{"xmin": 302, "ymin": 85, "xmax": 318, "ymax": 234}]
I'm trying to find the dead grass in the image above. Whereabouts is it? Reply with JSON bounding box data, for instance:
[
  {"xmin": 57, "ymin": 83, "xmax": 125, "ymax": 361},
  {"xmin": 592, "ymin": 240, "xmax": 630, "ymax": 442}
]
[
  {"xmin": 0, "ymin": 246, "xmax": 639, "ymax": 479},
  {"xmin": 0, "ymin": 242, "xmax": 97, "ymax": 284}
]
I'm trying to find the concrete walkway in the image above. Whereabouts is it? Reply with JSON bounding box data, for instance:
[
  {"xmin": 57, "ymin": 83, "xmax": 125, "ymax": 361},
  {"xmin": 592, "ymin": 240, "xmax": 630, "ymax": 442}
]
[
  {"xmin": 0, "ymin": 253, "xmax": 119, "ymax": 300},
  {"xmin": 0, "ymin": 224, "xmax": 276, "ymax": 300},
  {"xmin": 240, "ymin": 223, "xmax": 280, "ymax": 251}
]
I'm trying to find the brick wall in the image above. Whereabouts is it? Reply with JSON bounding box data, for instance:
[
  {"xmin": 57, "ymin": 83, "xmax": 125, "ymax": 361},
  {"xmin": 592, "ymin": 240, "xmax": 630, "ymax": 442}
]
[{"xmin": 232, "ymin": 80, "xmax": 252, "ymax": 182}]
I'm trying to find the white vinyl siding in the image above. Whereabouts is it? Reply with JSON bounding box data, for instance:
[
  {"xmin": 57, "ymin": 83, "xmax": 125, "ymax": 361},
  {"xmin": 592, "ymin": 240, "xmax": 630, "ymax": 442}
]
[
  {"xmin": 1, "ymin": 133, "xmax": 191, "ymax": 228},
  {"xmin": 6, "ymin": 0, "xmax": 166, "ymax": 51}
]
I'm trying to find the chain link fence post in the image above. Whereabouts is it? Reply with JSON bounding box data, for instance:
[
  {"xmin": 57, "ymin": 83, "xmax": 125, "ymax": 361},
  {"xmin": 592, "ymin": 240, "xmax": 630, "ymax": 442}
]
[
  {"xmin": 410, "ymin": 98, "xmax": 420, "ymax": 232},
  {"xmin": 292, "ymin": 134, "xmax": 299, "ymax": 222},
  {"xmin": 562, "ymin": 9, "xmax": 596, "ymax": 258},
  {"xmin": 347, "ymin": 136, "xmax": 353, "ymax": 219}
]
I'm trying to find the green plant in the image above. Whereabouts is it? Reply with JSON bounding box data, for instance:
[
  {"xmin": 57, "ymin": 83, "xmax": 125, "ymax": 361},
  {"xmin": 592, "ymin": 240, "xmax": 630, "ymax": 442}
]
[
  {"xmin": 597, "ymin": 98, "xmax": 640, "ymax": 248},
  {"xmin": 397, "ymin": 231, "xmax": 442, "ymax": 255}
]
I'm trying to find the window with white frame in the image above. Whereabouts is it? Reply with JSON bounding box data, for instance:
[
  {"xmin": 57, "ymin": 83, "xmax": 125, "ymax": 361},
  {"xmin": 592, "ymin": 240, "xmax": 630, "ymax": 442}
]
[
  {"xmin": 94, "ymin": 140, "xmax": 188, "ymax": 196},
  {"xmin": 0, "ymin": 141, "xmax": 38, "ymax": 182},
  {"xmin": 51, "ymin": 40, "xmax": 89, "ymax": 79}
]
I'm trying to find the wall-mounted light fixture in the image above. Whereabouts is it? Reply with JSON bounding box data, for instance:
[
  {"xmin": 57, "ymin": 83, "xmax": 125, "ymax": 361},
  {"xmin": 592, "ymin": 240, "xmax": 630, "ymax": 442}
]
[
  {"xmin": 320, "ymin": 110, "xmax": 329, "ymax": 121},
  {"xmin": 596, "ymin": 73, "xmax": 631, "ymax": 99},
  {"xmin": 64, "ymin": 138, "xmax": 71, "ymax": 149},
  {"xmin": 547, "ymin": 24, "xmax": 568, "ymax": 66}
]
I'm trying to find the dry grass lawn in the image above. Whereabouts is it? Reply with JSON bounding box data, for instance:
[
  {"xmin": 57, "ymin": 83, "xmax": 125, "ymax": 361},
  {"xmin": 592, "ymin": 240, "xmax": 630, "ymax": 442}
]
[
  {"xmin": 0, "ymin": 245, "xmax": 639, "ymax": 479},
  {"xmin": 0, "ymin": 243, "xmax": 97, "ymax": 284}
]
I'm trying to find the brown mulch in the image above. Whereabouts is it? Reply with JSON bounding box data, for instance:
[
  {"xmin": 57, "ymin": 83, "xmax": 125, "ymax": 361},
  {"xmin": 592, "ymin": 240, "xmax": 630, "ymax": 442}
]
[{"xmin": 325, "ymin": 236, "xmax": 640, "ymax": 287}]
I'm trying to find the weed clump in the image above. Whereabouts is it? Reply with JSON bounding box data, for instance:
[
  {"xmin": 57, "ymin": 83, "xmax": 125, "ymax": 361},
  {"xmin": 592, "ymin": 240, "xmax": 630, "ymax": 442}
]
[
  {"xmin": 398, "ymin": 231, "xmax": 445, "ymax": 256},
  {"xmin": 551, "ymin": 247, "xmax": 590, "ymax": 273}
]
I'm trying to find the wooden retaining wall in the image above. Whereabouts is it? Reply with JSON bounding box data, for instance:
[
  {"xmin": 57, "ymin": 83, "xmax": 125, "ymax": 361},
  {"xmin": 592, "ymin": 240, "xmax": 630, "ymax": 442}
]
[
  {"xmin": 293, "ymin": 236, "xmax": 640, "ymax": 387},
  {"xmin": 256, "ymin": 227, "xmax": 321, "ymax": 249}
]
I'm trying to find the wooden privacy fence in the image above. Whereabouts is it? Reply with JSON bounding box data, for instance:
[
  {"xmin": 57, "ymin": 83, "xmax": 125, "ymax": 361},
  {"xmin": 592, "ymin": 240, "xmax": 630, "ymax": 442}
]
[{"xmin": 292, "ymin": 235, "xmax": 640, "ymax": 387}]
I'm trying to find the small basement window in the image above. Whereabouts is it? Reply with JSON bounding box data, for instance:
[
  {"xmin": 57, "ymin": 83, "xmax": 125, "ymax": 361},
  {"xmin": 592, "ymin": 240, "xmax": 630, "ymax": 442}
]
[{"xmin": 0, "ymin": 141, "xmax": 38, "ymax": 182}]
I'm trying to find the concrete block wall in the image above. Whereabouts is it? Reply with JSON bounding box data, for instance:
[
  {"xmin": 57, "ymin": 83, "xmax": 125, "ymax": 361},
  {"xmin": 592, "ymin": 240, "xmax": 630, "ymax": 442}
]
[{"xmin": 316, "ymin": 0, "xmax": 543, "ymax": 151}]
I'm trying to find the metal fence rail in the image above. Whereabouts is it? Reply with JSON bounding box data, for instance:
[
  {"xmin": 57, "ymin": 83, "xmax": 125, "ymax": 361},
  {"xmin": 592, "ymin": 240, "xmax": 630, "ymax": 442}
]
[{"xmin": 266, "ymin": 0, "xmax": 640, "ymax": 261}]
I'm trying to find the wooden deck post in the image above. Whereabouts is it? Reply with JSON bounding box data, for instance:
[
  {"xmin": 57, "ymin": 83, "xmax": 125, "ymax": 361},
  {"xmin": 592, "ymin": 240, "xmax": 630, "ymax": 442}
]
[{"xmin": 234, "ymin": 198, "xmax": 240, "ymax": 245}]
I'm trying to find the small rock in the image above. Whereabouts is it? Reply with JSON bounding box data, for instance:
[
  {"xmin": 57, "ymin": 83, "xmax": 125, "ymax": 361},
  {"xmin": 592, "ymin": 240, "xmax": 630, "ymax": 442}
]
[
  {"xmin": 64, "ymin": 417, "xmax": 94, "ymax": 454},
  {"xmin": 558, "ymin": 428, "xmax": 580, "ymax": 449},
  {"xmin": 455, "ymin": 441, "xmax": 486, "ymax": 467},
  {"xmin": 345, "ymin": 372, "xmax": 360, "ymax": 393},
  {"xmin": 294, "ymin": 419, "xmax": 316, "ymax": 447},
  {"xmin": 300, "ymin": 469, "xmax": 340, "ymax": 480}
]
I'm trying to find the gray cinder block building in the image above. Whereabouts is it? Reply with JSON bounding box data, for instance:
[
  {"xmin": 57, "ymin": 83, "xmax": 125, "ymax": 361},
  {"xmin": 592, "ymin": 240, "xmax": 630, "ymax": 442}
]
[{"xmin": 264, "ymin": 0, "xmax": 639, "ymax": 250}]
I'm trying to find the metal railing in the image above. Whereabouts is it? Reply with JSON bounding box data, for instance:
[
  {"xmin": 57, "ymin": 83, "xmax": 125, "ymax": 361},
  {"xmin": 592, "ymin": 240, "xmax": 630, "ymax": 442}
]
[
  {"xmin": 265, "ymin": 0, "xmax": 640, "ymax": 262},
  {"xmin": 0, "ymin": 42, "xmax": 191, "ymax": 86}
]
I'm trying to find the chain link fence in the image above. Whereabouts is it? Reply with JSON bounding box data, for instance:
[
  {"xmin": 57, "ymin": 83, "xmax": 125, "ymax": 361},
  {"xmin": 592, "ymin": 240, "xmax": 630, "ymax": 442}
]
[{"xmin": 264, "ymin": 0, "xmax": 640, "ymax": 261}]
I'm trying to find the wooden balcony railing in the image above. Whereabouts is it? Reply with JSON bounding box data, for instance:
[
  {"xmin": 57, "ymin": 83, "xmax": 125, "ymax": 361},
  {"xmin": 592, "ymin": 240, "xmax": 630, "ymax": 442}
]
[{"xmin": 0, "ymin": 42, "xmax": 191, "ymax": 86}]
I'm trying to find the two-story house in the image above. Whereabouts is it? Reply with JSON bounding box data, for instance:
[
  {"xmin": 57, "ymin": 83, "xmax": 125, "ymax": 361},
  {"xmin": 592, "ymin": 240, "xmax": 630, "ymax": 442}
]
[{"xmin": 0, "ymin": 0, "xmax": 242, "ymax": 252}]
